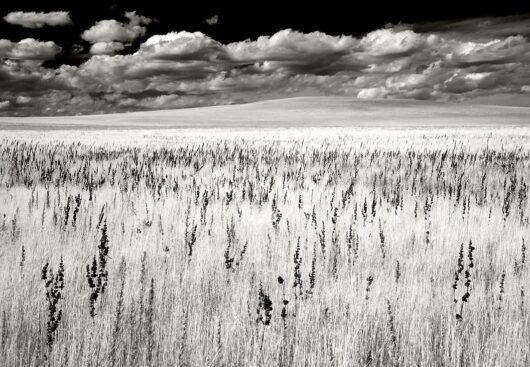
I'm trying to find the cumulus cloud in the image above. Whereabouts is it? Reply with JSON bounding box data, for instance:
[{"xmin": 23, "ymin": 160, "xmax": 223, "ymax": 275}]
[
  {"xmin": 16, "ymin": 96, "xmax": 32, "ymax": 104},
  {"xmin": 89, "ymin": 42, "xmax": 126, "ymax": 55},
  {"xmin": 443, "ymin": 72, "xmax": 499, "ymax": 94},
  {"xmin": 446, "ymin": 36, "xmax": 529, "ymax": 65},
  {"xmin": 228, "ymin": 29, "xmax": 355, "ymax": 61},
  {"xmin": 227, "ymin": 29, "xmax": 359, "ymax": 74},
  {"xmin": 0, "ymin": 38, "xmax": 61, "ymax": 63},
  {"xmin": 82, "ymin": 20, "xmax": 145, "ymax": 43},
  {"xmin": 1, "ymin": 14, "xmax": 530, "ymax": 115},
  {"xmin": 82, "ymin": 11, "xmax": 152, "ymax": 54},
  {"xmin": 204, "ymin": 15, "xmax": 218, "ymax": 26},
  {"xmin": 359, "ymin": 28, "xmax": 434, "ymax": 57},
  {"xmin": 124, "ymin": 11, "xmax": 153, "ymax": 26},
  {"xmin": 139, "ymin": 31, "xmax": 226, "ymax": 61},
  {"xmin": 357, "ymin": 87, "xmax": 389, "ymax": 99},
  {"xmin": 3, "ymin": 11, "xmax": 72, "ymax": 28}
]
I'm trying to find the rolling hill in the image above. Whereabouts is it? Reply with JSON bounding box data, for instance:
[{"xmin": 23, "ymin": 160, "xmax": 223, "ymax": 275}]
[{"xmin": 1, "ymin": 97, "xmax": 530, "ymax": 129}]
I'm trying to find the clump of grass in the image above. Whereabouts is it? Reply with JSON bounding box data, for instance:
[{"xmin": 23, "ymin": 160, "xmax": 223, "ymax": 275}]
[
  {"xmin": 71, "ymin": 194, "xmax": 81, "ymax": 227},
  {"xmin": 234, "ymin": 240, "xmax": 248, "ymax": 268},
  {"xmin": 41, "ymin": 257, "xmax": 65, "ymax": 348},
  {"xmin": 394, "ymin": 260, "xmax": 401, "ymax": 284},
  {"xmin": 278, "ymin": 276, "xmax": 289, "ymax": 329},
  {"xmin": 454, "ymin": 240, "xmax": 475, "ymax": 320},
  {"xmin": 385, "ymin": 299, "xmax": 398, "ymax": 363},
  {"xmin": 497, "ymin": 270, "xmax": 506, "ymax": 310},
  {"xmin": 178, "ymin": 308, "xmax": 189, "ymax": 365},
  {"xmin": 86, "ymin": 219, "xmax": 110, "ymax": 317},
  {"xmin": 365, "ymin": 275, "xmax": 374, "ymax": 300},
  {"xmin": 371, "ymin": 192, "xmax": 377, "ymax": 219},
  {"xmin": 293, "ymin": 237, "xmax": 303, "ymax": 297},
  {"xmin": 307, "ymin": 244, "xmax": 317, "ymax": 295},
  {"xmin": 184, "ymin": 204, "xmax": 197, "ymax": 259},
  {"xmin": 271, "ymin": 195, "xmax": 282, "ymax": 231},
  {"xmin": 520, "ymin": 286, "xmax": 525, "ymax": 315},
  {"xmin": 378, "ymin": 220, "xmax": 387, "ymax": 260},
  {"xmin": 11, "ymin": 208, "xmax": 20, "ymax": 243},
  {"xmin": 0, "ymin": 311, "xmax": 7, "ymax": 349},
  {"xmin": 514, "ymin": 238, "xmax": 526, "ymax": 276},
  {"xmin": 331, "ymin": 207, "xmax": 339, "ymax": 225},
  {"xmin": 256, "ymin": 284, "xmax": 273, "ymax": 326},
  {"xmin": 19, "ymin": 245, "xmax": 25, "ymax": 271},
  {"xmin": 146, "ymin": 278, "xmax": 156, "ymax": 365},
  {"xmin": 224, "ymin": 218, "xmax": 236, "ymax": 270},
  {"xmin": 452, "ymin": 243, "xmax": 465, "ymax": 304},
  {"xmin": 96, "ymin": 205, "xmax": 105, "ymax": 229},
  {"xmin": 200, "ymin": 190, "xmax": 209, "ymax": 226},
  {"xmin": 138, "ymin": 251, "xmax": 148, "ymax": 320},
  {"xmin": 502, "ymin": 175, "xmax": 517, "ymax": 221},
  {"xmin": 63, "ymin": 196, "xmax": 71, "ymax": 227},
  {"xmin": 311, "ymin": 206, "xmax": 317, "ymax": 228},
  {"xmin": 318, "ymin": 221, "xmax": 326, "ymax": 258},
  {"xmin": 109, "ymin": 257, "xmax": 126, "ymax": 366}
]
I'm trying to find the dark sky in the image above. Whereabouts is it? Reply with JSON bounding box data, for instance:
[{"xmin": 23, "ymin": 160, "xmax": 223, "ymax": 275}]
[
  {"xmin": 1, "ymin": 1, "xmax": 529, "ymax": 115},
  {"xmin": 2, "ymin": 1, "xmax": 529, "ymax": 54}
]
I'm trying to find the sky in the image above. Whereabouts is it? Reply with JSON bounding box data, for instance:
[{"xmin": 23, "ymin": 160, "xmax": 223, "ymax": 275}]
[{"xmin": 0, "ymin": 1, "xmax": 529, "ymax": 116}]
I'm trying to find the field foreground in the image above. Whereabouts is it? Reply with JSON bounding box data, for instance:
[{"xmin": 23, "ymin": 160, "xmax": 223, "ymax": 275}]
[{"xmin": 0, "ymin": 125, "xmax": 530, "ymax": 366}]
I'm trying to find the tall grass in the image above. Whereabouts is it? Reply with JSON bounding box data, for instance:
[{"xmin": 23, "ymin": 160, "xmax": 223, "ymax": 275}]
[{"xmin": 0, "ymin": 128, "xmax": 529, "ymax": 366}]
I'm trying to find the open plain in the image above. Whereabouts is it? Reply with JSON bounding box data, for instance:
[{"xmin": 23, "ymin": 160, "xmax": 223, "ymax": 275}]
[{"xmin": 1, "ymin": 98, "xmax": 530, "ymax": 366}]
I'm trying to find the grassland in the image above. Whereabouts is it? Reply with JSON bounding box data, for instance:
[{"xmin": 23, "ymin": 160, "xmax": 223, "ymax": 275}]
[{"xmin": 0, "ymin": 122, "xmax": 529, "ymax": 366}]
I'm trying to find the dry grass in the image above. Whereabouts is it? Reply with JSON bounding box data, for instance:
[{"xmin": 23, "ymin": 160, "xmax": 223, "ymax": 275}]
[{"xmin": 0, "ymin": 128, "xmax": 529, "ymax": 366}]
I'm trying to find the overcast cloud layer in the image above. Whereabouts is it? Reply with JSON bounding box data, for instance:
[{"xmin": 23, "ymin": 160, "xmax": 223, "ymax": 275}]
[{"xmin": 0, "ymin": 12, "xmax": 529, "ymax": 115}]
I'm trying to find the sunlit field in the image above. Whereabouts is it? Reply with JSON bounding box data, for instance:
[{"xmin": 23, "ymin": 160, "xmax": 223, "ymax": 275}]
[{"xmin": 1, "ymin": 127, "xmax": 529, "ymax": 366}]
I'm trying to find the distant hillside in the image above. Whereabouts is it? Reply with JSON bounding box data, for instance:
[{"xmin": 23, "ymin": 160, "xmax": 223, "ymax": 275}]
[{"xmin": 1, "ymin": 97, "xmax": 530, "ymax": 129}]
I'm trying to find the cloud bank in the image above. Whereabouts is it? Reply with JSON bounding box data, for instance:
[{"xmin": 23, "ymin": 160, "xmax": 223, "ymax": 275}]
[
  {"xmin": 0, "ymin": 14, "xmax": 529, "ymax": 115},
  {"xmin": 3, "ymin": 11, "xmax": 72, "ymax": 28}
]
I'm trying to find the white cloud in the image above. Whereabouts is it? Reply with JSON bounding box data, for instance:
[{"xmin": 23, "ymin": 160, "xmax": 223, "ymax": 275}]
[
  {"xmin": 0, "ymin": 100, "xmax": 10, "ymax": 109},
  {"xmin": 124, "ymin": 11, "xmax": 153, "ymax": 26},
  {"xmin": 139, "ymin": 31, "xmax": 225, "ymax": 60},
  {"xmin": 227, "ymin": 29, "xmax": 356, "ymax": 61},
  {"xmin": 204, "ymin": 15, "xmax": 218, "ymax": 26},
  {"xmin": 385, "ymin": 73, "xmax": 428, "ymax": 90},
  {"xmin": 360, "ymin": 28, "xmax": 433, "ymax": 56},
  {"xmin": 82, "ymin": 20, "xmax": 145, "ymax": 43},
  {"xmin": 366, "ymin": 58, "xmax": 411, "ymax": 73},
  {"xmin": 443, "ymin": 72, "xmax": 500, "ymax": 93},
  {"xmin": 446, "ymin": 36, "xmax": 529, "ymax": 65},
  {"xmin": 81, "ymin": 12, "xmax": 152, "ymax": 50},
  {"xmin": 16, "ymin": 96, "xmax": 32, "ymax": 104},
  {"xmin": 225, "ymin": 29, "xmax": 359, "ymax": 75},
  {"xmin": 3, "ymin": 11, "xmax": 72, "ymax": 28},
  {"xmin": 89, "ymin": 42, "xmax": 126, "ymax": 55},
  {"xmin": 357, "ymin": 87, "xmax": 389, "ymax": 99},
  {"xmin": 0, "ymin": 38, "xmax": 61, "ymax": 62}
]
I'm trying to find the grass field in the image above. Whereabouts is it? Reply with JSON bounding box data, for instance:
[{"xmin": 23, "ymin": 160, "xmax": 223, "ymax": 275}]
[{"xmin": 0, "ymin": 101, "xmax": 530, "ymax": 366}]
